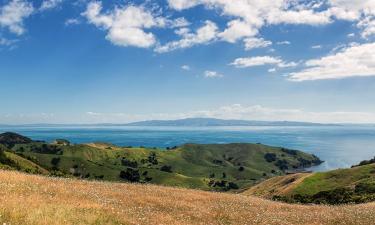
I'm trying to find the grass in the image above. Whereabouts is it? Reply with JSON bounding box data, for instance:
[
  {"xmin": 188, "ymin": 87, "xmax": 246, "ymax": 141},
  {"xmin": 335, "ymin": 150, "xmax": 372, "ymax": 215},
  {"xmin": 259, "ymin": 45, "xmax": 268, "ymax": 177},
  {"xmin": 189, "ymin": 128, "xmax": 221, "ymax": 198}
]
[
  {"xmin": 9, "ymin": 141, "xmax": 322, "ymax": 191},
  {"xmin": 1, "ymin": 170, "xmax": 375, "ymax": 225},
  {"xmin": 243, "ymin": 163, "xmax": 375, "ymax": 204},
  {"xmin": 292, "ymin": 163, "xmax": 375, "ymax": 196}
]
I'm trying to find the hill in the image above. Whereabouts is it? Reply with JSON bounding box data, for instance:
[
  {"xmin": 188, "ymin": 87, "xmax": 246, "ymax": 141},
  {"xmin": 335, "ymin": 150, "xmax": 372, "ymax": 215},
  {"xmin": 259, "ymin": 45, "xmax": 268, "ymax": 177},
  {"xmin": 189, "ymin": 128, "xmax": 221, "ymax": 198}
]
[
  {"xmin": 0, "ymin": 132, "xmax": 322, "ymax": 191},
  {"xmin": 124, "ymin": 118, "xmax": 327, "ymax": 127},
  {"xmin": 0, "ymin": 132, "xmax": 32, "ymax": 148},
  {"xmin": 244, "ymin": 162, "xmax": 375, "ymax": 204},
  {"xmin": 0, "ymin": 170, "xmax": 375, "ymax": 225}
]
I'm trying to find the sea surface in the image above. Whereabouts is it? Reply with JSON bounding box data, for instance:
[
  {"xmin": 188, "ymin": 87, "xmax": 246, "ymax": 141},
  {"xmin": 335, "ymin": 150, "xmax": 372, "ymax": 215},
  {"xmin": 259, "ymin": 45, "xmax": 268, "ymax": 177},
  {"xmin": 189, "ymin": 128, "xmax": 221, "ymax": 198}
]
[{"xmin": 1, "ymin": 125, "xmax": 375, "ymax": 172}]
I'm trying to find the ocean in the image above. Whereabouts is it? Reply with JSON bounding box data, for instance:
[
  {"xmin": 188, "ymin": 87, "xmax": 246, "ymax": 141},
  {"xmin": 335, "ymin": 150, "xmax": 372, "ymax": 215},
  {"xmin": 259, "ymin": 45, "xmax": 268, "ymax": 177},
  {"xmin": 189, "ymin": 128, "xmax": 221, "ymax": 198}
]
[{"xmin": 1, "ymin": 125, "xmax": 375, "ymax": 171}]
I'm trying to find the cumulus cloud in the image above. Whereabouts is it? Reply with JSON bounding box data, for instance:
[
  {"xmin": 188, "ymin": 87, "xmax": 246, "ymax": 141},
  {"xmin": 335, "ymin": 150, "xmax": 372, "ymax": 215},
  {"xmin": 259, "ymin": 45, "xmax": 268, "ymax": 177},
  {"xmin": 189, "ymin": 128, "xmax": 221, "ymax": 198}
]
[
  {"xmin": 155, "ymin": 20, "xmax": 218, "ymax": 53},
  {"xmin": 218, "ymin": 19, "xmax": 258, "ymax": 43},
  {"xmin": 244, "ymin": 37, "xmax": 272, "ymax": 50},
  {"xmin": 327, "ymin": 0, "xmax": 375, "ymax": 37},
  {"xmin": 0, "ymin": 0, "xmax": 34, "ymax": 35},
  {"xmin": 83, "ymin": 1, "xmax": 165, "ymax": 48},
  {"xmin": 204, "ymin": 70, "xmax": 223, "ymax": 78},
  {"xmin": 167, "ymin": 0, "xmax": 332, "ymax": 42},
  {"xmin": 230, "ymin": 56, "xmax": 297, "ymax": 68},
  {"xmin": 289, "ymin": 42, "xmax": 375, "ymax": 81}
]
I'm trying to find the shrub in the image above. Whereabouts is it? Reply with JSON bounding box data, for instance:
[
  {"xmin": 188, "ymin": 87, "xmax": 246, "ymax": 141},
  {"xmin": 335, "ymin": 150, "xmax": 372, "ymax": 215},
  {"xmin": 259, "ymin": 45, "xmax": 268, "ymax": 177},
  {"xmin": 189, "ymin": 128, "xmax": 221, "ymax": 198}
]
[
  {"xmin": 121, "ymin": 158, "xmax": 138, "ymax": 168},
  {"xmin": 148, "ymin": 152, "xmax": 158, "ymax": 165},
  {"xmin": 264, "ymin": 153, "xmax": 277, "ymax": 162},
  {"xmin": 120, "ymin": 168, "xmax": 140, "ymax": 182},
  {"xmin": 160, "ymin": 165, "xmax": 172, "ymax": 173},
  {"xmin": 51, "ymin": 157, "xmax": 61, "ymax": 169}
]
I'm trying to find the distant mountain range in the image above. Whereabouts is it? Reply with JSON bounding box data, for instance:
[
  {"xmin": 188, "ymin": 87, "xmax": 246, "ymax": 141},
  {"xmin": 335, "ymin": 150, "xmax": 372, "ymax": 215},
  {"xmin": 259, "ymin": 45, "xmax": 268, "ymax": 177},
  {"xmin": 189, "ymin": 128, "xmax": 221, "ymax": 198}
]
[
  {"xmin": 124, "ymin": 118, "xmax": 333, "ymax": 127},
  {"xmin": 0, "ymin": 118, "xmax": 347, "ymax": 127}
]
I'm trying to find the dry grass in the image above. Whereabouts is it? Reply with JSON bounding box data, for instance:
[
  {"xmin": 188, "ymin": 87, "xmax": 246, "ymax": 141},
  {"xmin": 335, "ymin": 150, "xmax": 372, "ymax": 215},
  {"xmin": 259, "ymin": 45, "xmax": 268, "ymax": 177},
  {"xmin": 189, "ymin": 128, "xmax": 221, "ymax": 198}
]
[
  {"xmin": 243, "ymin": 173, "xmax": 312, "ymax": 198},
  {"xmin": 1, "ymin": 170, "xmax": 375, "ymax": 225}
]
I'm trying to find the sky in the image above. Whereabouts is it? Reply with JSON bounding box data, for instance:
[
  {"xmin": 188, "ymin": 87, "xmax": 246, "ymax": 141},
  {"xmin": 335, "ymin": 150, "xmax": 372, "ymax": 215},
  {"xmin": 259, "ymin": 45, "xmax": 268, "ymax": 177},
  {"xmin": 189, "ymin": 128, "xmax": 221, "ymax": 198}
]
[{"xmin": 0, "ymin": 0, "xmax": 375, "ymax": 124}]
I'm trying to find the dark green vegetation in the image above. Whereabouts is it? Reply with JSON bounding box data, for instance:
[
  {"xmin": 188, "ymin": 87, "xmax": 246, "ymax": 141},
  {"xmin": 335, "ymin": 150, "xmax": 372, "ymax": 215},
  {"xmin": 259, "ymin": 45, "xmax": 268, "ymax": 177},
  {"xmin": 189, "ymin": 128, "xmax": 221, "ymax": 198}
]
[
  {"xmin": 249, "ymin": 158, "xmax": 375, "ymax": 204},
  {"xmin": 0, "ymin": 132, "xmax": 321, "ymax": 191}
]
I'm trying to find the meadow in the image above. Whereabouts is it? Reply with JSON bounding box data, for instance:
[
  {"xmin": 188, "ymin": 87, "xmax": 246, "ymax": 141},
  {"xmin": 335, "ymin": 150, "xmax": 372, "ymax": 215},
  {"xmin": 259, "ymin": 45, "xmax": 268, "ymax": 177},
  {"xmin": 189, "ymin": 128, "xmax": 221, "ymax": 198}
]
[{"xmin": 1, "ymin": 170, "xmax": 375, "ymax": 225}]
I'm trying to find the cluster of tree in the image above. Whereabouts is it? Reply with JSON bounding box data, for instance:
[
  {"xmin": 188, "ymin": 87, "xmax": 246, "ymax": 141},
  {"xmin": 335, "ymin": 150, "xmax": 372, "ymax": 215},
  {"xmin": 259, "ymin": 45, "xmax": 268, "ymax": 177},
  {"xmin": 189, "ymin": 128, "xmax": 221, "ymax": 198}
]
[
  {"xmin": 120, "ymin": 168, "xmax": 153, "ymax": 183},
  {"xmin": 120, "ymin": 168, "xmax": 140, "ymax": 182},
  {"xmin": 121, "ymin": 158, "xmax": 138, "ymax": 168},
  {"xmin": 208, "ymin": 179, "xmax": 239, "ymax": 191},
  {"xmin": 275, "ymin": 159, "xmax": 289, "ymax": 170},
  {"xmin": 147, "ymin": 152, "xmax": 158, "ymax": 165},
  {"xmin": 50, "ymin": 157, "xmax": 61, "ymax": 170},
  {"xmin": 352, "ymin": 156, "xmax": 375, "ymax": 167},
  {"xmin": 264, "ymin": 153, "xmax": 277, "ymax": 162},
  {"xmin": 30, "ymin": 144, "xmax": 62, "ymax": 155},
  {"xmin": 160, "ymin": 165, "xmax": 172, "ymax": 173},
  {"xmin": 281, "ymin": 148, "xmax": 298, "ymax": 156}
]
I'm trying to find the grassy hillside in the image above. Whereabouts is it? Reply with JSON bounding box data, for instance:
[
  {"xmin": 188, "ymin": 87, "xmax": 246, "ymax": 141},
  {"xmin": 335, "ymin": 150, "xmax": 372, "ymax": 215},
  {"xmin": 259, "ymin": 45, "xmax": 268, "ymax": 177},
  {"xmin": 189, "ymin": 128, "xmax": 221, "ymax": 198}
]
[
  {"xmin": 5, "ymin": 133, "xmax": 321, "ymax": 191},
  {"xmin": 245, "ymin": 163, "xmax": 375, "ymax": 204},
  {"xmin": 0, "ymin": 170, "xmax": 375, "ymax": 225}
]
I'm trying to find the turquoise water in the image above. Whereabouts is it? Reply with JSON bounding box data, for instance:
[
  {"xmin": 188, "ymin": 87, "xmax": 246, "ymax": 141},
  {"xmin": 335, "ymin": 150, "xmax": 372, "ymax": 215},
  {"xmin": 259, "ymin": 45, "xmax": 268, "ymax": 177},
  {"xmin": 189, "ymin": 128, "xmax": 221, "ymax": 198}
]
[{"xmin": 1, "ymin": 125, "xmax": 375, "ymax": 171}]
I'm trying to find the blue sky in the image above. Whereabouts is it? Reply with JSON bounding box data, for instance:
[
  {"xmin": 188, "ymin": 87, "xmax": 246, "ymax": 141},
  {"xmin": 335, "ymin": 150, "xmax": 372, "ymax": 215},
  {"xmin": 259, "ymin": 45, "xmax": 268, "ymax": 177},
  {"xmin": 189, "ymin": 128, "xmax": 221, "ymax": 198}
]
[{"xmin": 0, "ymin": 0, "xmax": 375, "ymax": 124}]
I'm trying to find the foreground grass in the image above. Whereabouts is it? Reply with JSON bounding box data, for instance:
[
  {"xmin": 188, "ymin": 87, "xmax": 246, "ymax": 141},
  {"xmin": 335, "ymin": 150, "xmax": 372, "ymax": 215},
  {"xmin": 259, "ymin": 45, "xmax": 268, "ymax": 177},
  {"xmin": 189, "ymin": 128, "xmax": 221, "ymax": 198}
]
[{"xmin": 1, "ymin": 170, "xmax": 375, "ymax": 225}]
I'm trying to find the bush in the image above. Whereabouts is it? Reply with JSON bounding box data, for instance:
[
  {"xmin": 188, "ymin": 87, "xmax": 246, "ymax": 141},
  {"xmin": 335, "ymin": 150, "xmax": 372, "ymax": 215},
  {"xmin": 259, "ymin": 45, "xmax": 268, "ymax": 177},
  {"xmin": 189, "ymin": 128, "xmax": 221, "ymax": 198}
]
[
  {"xmin": 281, "ymin": 148, "xmax": 298, "ymax": 156},
  {"xmin": 148, "ymin": 152, "xmax": 158, "ymax": 165},
  {"xmin": 275, "ymin": 159, "xmax": 289, "ymax": 170},
  {"xmin": 264, "ymin": 153, "xmax": 277, "ymax": 162},
  {"xmin": 121, "ymin": 158, "xmax": 138, "ymax": 168},
  {"xmin": 51, "ymin": 157, "xmax": 61, "ymax": 169},
  {"xmin": 120, "ymin": 168, "xmax": 140, "ymax": 182},
  {"xmin": 160, "ymin": 165, "xmax": 172, "ymax": 173}
]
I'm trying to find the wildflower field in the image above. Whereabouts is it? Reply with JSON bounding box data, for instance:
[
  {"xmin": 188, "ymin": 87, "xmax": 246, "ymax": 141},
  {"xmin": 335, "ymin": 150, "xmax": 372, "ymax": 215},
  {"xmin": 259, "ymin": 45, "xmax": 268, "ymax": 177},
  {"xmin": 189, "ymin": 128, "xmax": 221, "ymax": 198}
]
[{"xmin": 0, "ymin": 170, "xmax": 375, "ymax": 225}]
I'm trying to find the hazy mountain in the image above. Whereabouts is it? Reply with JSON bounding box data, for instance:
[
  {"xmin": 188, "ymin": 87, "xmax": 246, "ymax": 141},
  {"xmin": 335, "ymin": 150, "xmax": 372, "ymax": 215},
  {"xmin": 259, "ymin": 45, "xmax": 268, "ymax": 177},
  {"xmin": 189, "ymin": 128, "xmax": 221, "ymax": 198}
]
[{"xmin": 124, "ymin": 118, "xmax": 330, "ymax": 127}]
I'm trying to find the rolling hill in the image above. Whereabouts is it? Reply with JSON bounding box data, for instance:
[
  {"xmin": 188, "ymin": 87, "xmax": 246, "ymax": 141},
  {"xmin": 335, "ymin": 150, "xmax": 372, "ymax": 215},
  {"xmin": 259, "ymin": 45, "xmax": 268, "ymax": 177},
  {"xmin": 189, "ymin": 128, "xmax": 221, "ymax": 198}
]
[
  {"xmin": 245, "ymin": 160, "xmax": 375, "ymax": 204},
  {"xmin": 0, "ymin": 132, "xmax": 322, "ymax": 191},
  {"xmin": 1, "ymin": 170, "xmax": 375, "ymax": 225}
]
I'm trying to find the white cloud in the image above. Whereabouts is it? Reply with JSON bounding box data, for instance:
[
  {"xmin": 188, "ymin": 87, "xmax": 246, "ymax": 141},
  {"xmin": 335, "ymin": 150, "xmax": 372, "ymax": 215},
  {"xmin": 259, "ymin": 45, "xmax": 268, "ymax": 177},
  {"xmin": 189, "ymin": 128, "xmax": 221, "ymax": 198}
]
[
  {"xmin": 82, "ymin": 104, "xmax": 375, "ymax": 124},
  {"xmin": 64, "ymin": 18, "xmax": 80, "ymax": 26},
  {"xmin": 311, "ymin": 45, "xmax": 322, "ymax": 49},
  {"xmin": 83, "ymin": 1, "xmax": 165, "ymax": 48},
  {"xmin": 277, "ymin": 41, "xmax": 291, "ymax": 45},
  {"xmin": 218, "ymin": 19, "xmax": 258, "ymax": 43},
  {"xmin": 230, "ymin": 56, "xmax": 297, "ymax": 69},
  {"xmin": 244, "ymin": 37, "xmax": 272, "ymax": 51},
  {"xmin": 0, "ymin": 0, "xmax": 34, "ymax": 35},
  {"xmin": 167, "ymin": 0, "xmax": 332, "ymax": 44},
  {"xmin": 347, "ymin": 33, "xmax": 355, "ymax": 37},
  {"xmin": 40, "ymin": 0, "xmax": 63, "ymax": 11},
  {"xmin": 327, "ymin": 0, "xmax": 375, "ymax": 37},
  {"xmin": 204, "ymin": 70, "xmax": 223, "ymax": 78},
  {"xmin": 289, "ymin": 42, "xmax": 375, "ymax": 81},
  {"xmin": 268, "ymin": 68, "xmax": 276, "ymax": 73},
  {"xmin": 169, "ymin": 17, "xmax": 190, "ymax": 28},
  {"xmin": 0, "ymin": 37, "xmax": 17, "ymax": 46},
  {"xmin": 155, "ymin": 20, "xmax": 218, "ymax": 53},
  {"xmin": 181, "ymin": 65, "xmax": 190, "ymax": 70}
]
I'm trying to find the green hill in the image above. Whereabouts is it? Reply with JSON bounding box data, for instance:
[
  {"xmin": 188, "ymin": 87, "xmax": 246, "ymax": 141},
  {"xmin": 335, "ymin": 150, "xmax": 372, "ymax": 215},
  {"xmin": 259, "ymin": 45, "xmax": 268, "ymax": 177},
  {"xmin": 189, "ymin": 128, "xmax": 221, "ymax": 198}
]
[
  {"xmin": 245, "ymin": 161, "xmax": 375, "ymax": 204},
  {"xmin": 0, "ymin": 132, "xmax": 322, "ymax": 191}
]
